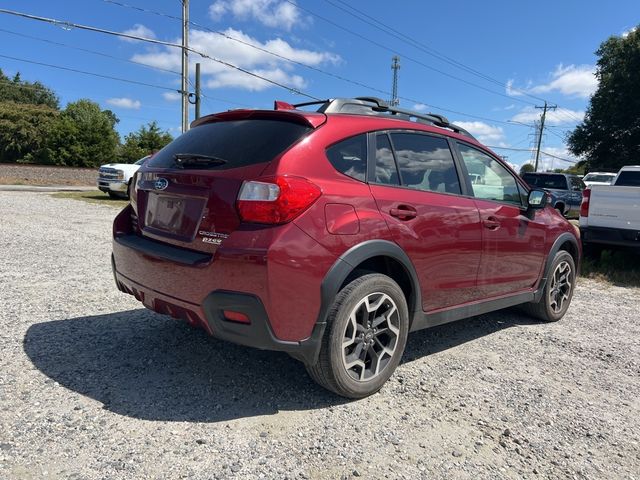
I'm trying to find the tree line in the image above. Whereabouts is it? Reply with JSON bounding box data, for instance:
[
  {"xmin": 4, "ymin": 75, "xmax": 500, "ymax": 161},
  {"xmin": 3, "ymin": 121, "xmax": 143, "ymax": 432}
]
[{"xmin": 0, "ymin": 70, "xmax": 173, "ymax": 167}]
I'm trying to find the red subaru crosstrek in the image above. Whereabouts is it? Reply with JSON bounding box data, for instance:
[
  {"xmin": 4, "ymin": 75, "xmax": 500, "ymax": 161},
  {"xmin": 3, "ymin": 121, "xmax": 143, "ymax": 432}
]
[{"xmin": 112, "ymin": 97, "xmax": 580, "ymax": 398}]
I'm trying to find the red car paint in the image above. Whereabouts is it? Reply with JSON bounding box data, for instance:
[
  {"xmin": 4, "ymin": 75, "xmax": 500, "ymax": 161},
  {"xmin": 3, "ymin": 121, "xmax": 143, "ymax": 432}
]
[{"xmin": 112, "ymin": 101, "xmax": 580, "ymax": 356}]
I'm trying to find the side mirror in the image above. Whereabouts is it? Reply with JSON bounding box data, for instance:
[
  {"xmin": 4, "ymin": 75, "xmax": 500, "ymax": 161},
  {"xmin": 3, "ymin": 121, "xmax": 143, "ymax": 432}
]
[{"xmin": 527, "ymin": 189, "xmax": 547, "ymax": 209}]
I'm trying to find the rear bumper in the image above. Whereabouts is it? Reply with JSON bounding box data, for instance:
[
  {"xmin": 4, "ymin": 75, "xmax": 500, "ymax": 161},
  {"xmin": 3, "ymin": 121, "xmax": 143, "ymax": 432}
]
[
  {"xmin": 111, "ymin": 205, "xmax": 335, "ymax": 364},
  {"xmin": 580, "ymin": 226, "xmax": 640, "ymax": 250},
  {"xmin": 112, "ymin": 260, "xmax": 325, "ymax": 364}
]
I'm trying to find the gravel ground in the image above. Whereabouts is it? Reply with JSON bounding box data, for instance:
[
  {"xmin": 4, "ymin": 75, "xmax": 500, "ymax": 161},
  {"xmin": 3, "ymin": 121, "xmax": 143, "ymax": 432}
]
[
  {"xmin": 0, "ymin": 164, "xmax": 97, "ymax": 186},
  {"xmin": 1, "ymin": 191, "xmax": 639, "ymax": 480}
]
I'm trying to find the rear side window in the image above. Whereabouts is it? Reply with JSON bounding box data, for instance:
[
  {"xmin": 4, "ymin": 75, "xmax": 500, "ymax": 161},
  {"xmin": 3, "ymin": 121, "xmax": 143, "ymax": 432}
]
[
  {"xmin": 326, "ymin": 134, "xmax": 367, "ymax": 182},
  {"xmin": 458, "ymin": 144, "xmax": 522, "ymax": 205},
  {"xmin": 390, "ymin": 133, "xmax": 461, "ymax": 194},
  {"xmin": 147, "ymin": 119, "xmax": 311, "ymax": 170},
  {"xmin": 615, "ymin": 171, "xmax": 640, "ymax": 186}
]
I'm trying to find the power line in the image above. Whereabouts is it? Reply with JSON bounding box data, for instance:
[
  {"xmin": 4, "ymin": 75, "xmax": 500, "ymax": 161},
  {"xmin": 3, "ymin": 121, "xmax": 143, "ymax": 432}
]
[
  {"xmin": 0, "ymin": 53, "xmax": 179, "ymax": 92},
  {"xmin": 100, "ymin": 1, "xmax": 539, "ymax": 128},
  {"xmin": 101, "ymin": 0, "xmax": 394, "ymax": 99},
  {"xmin": 0, "ymin": 8, "xmax": 541, "ymax": 131},
  {"xmin": 285, "ymin": 0, "xmax": 538, "ymax": 106},
  {"xmin": 326, "ymin": 0, "xmax": 550, "ymax": 106},
  {"xmin": 0, "ymin": 27, "xmax": 181, "ymax": 76},
  {"xmin": 487, "ymin": 145, "xmax": 578, "ymax": 163},
  {"xmin": 0, "ymin": 8, "xmax": 319, "ymax": 100}
]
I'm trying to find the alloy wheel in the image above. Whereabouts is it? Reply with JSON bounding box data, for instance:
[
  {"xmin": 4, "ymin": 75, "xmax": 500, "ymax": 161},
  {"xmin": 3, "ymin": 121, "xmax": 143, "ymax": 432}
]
[
  {"xmin": 341, "ymin": 292, "xmax": 400, "ymax": 381},
  {"xmin": 549, "ymin": 260, "xmax": 573, "ymax": 314}
]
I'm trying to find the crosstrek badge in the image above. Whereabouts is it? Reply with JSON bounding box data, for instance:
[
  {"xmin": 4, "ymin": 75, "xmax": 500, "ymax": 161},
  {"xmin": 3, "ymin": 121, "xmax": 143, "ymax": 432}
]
[{"xmin": 198, "ymin": 230, "xmax": 228, "ymax": 245}]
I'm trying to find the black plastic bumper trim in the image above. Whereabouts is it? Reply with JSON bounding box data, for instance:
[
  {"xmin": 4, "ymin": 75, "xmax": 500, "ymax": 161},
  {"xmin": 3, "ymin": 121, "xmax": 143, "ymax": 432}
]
[
  {"xmin": 114, "ymin": 234, "xmax": 212, "ymax": 266},
  {"xmin": 202, "ymin": 290, "xmax": 325, "ymax": 365}
]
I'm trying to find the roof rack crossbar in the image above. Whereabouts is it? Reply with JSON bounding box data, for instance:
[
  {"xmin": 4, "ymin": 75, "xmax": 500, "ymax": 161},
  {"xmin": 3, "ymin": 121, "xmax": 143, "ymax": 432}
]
[{"xmin": 294, "ymin": 97, "xmax": 475, "ymax": 139}]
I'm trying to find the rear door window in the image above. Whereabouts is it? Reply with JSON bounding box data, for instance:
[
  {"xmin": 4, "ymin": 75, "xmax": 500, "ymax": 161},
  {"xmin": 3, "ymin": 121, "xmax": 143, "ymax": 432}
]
[
  {"xmin": 147, "ymin": 119, "xmax": 311, "ymax": 170},
  {"xmin": 389, "ymin": 133, "xmax": 461, "ymax": 194}
]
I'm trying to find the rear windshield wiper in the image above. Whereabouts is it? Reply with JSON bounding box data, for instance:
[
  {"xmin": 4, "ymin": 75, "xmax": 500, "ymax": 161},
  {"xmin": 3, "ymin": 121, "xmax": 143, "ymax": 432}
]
[{"xmin": 173, "ymin": 153, "xmax": 228, "ymax": 168}]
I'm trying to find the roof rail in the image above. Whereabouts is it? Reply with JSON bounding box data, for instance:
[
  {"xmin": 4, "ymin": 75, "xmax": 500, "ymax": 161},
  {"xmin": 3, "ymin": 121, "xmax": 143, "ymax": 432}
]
[{"xmin": 291, "ymin": 97, "xmax": 475, "ymax": 139}]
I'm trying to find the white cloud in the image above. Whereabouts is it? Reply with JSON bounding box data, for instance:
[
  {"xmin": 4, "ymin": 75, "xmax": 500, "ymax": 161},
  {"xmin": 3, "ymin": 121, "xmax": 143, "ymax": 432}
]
[
  {"xmin": 106, "ymin": 97, "xmax": 141, "ymax": 109},
  {"xmin": 413, "ymin": 103, "xmax": 428, "ymax": 112},
  {"xmin": 121, "ymin": 24, "xmax": 156, "ymax": 43},
  {"xmin": 508, "ymin": 64, "xmax": 597, "ymax": 99},
  {"xmin": 454, "ymin": 121, "xmax": 505, "ymax": 144},
  {"xmin": 132, "ymin": 28, "xmax": 338, "ymax": 92},
  {"xmin": 622, "ymin": 26, "xmax": 637, "ymax": 38},
  {"xmin": 206, "ymin": 68, "xmax": 306, "ymax": 91},
  {"xmin": 511, "ymin": 106, "xmax": 585, "ymax": 125},
  {"xmin": 209, "ymin": 0, "xmax": 306, "ymax": 31},
  {"xmin": 162, "ymin": 92, "xmax": 181, "ymax": 102}
]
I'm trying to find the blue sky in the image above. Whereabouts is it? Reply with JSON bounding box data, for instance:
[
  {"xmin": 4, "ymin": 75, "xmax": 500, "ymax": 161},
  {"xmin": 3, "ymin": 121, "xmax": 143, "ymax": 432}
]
[{"xmin": 0, "ymin": 0, "xmax": 637, "ymax": 168}]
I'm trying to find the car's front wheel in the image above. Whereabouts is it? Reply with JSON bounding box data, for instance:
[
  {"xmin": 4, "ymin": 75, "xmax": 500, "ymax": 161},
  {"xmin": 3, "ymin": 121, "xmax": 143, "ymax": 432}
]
[{"xmin": 306, "ymin": 273, "xmax": 409, "ymax": 398}]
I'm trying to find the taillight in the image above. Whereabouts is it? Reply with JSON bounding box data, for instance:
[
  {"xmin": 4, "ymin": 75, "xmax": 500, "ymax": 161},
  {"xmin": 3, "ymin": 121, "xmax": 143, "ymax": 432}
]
[
  {"xmin": 580, "ymin": 188, "xmax": 591, "ymax": 217},
  {"xmin": 237, "ymin": 176, "xmax": 321, "ymax": 224}
]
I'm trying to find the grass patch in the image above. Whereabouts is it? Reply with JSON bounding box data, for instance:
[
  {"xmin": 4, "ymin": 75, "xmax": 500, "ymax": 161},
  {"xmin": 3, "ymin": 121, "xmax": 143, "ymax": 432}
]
[
  {"xmin": 581, "ymin": 249, "xmax": 640, "ymax": 287},
  {"xmin": 51, "ymin": 190, "xmax": 129, "ymax": 208}
]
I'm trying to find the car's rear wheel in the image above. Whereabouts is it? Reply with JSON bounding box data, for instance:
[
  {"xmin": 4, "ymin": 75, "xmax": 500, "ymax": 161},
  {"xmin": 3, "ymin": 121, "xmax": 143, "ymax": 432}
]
[
  {"xmin": 523, "ymin": 250, "xmax": 576, "ymax": 322},
  {"xmin": 306, "ymin": 273, "xmax": 409, "ymax": 398}
]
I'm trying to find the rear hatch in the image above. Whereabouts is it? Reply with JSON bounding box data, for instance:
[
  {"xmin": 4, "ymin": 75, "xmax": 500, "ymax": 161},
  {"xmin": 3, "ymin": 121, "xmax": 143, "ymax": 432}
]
[{"xmin": 132, "ymin": 112, "xmax": 321, "ymax": 253}]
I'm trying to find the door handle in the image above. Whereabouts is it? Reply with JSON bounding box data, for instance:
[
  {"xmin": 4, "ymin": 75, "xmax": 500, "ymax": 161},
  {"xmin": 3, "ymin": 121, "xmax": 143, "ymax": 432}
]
[
  {"xmin": 389, "ymin": 206, "xmax": 417, "ymax": 220},
  {"xmin": 483, "ymin": 216, "xmax": 501, "ymax": 230}
]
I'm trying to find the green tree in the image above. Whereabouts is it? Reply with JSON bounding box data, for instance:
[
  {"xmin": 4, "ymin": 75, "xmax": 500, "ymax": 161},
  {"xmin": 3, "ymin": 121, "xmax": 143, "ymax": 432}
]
[
  {"xmin": 119, "ymin": 121, "xmax": 173, "ymax": 163},
  {"xmin": 0, "ymin": 101, "xmax": 59, "ymax": 163},
  {"xmin": 568, "ymin": 27, "xmax": 640, "ymax": 170},
  {"xmin": 0, "ymin": 69, "xmax": 59, "ymax": 109},
  {"xmin": 43, "ymin": 99, "xmax": 120, "ymax": 167},
  {"xmin": 519, "ymin": 163, "xmax": 535, "ymax": 175}
]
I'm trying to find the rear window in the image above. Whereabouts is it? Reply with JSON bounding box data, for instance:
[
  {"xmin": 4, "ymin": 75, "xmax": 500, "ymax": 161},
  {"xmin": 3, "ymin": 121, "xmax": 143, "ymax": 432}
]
[
  {"xmin": 615, "ymin": 171, "xmax": 640, "ymax": 187},
  {"xmin": 583, "ymin": 173, "xmax": 615, "ymax": 183},
  {"xmin": 147, "ymin": 119, "xmax": 311, "ymax": 170},
  {"xmin": 522, "ymin": 173, "xmax": 567, "ymax": 190}
]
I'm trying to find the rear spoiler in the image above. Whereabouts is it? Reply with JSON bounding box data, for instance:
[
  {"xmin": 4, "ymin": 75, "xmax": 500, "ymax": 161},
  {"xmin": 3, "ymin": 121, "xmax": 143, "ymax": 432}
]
[{"xmin": 190, "ymin": 108, "xmax": 327, "ymax": 129}]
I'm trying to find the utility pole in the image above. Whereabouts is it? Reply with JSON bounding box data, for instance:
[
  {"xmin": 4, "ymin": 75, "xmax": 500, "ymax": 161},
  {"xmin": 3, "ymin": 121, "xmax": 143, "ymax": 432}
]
[
  {"xmin": 533, "ymin": 101, "xmax": 557, "ymax": 171},
  {"xmin": 391, "ymin": 56, "xmax": 400, "ymax": 106},
  {"xmin": 195, "ymin": 62, "xmax": 201, "ymax": 120},
  {"xmin": 181, "ymin": 0, "xmax": 189, "ymax": 133}
]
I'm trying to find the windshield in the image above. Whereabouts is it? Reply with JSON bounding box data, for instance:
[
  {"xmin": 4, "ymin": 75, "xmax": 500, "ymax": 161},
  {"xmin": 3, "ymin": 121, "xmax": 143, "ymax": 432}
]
[
  {"xmin": 522, "ymin": 173, "xmax": 567, "ymax": 189},
  {"xmin": 134, "ymin": 155, "xmax": 150, "ymax": 166},
  {"xmin": 583, "ymin": 173, "xmax": 615, "ymax": 183},
  {"xmin": 147, "ymin": 119, "xmax": 311, "ymax": 170}
]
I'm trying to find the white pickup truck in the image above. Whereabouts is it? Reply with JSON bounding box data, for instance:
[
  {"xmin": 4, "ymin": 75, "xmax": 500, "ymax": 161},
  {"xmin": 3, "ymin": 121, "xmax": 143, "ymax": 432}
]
[
  {"xmin": 97, "ymin": 156, "xmax": 149, "ymax": 198},
  {"xmin": 579, "ymin": 165, "xmax": 640, "ymax": 254}
]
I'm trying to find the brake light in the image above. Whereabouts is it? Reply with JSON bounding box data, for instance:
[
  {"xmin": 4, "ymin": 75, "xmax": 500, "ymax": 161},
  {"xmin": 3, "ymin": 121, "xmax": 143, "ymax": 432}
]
[
  {"xmin": 237, "ymin": 176, "xmax": 321, "ymax": 224},
  {"xmin": 580, "ymin": 188, "xmax": 591, "ymax": 217}
]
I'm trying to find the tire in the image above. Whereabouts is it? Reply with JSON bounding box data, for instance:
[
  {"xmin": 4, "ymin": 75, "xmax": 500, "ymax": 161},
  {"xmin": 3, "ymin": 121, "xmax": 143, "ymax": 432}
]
[
  {"xmin": 522, "ymin": 250, "xmax": 576, "ymax": 322},
  {"xmin": 107, "ymin": 191, "xmax": 120, "ymax": 199},
  {"xmin": 306, "ymin": 273, "xmax": 409, "ymax": 399}
]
